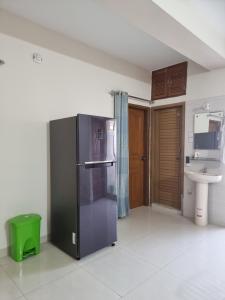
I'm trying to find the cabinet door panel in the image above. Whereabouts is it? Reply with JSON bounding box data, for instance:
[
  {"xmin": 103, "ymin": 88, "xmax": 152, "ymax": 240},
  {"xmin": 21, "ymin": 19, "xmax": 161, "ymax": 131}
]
[
  {"xmin": 151, "ymin": 68, "xmax": 167, "ymax": 100},
  {"xmin": 167, "ymin": 62, "xmax": 187, "ymax": 97}
]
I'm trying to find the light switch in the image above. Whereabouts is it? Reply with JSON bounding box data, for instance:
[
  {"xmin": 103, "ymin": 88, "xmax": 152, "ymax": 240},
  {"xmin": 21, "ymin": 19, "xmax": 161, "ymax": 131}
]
[{"xmin": 33, "ymin": 53, "xmax": 43, "ymax": 64}]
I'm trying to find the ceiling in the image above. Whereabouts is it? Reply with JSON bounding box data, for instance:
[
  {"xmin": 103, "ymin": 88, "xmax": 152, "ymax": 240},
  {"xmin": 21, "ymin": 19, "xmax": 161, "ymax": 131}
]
[
  {"xmin": 0, "ymin": 0, "xmax": 198, "ymax": 73},
  {"xmin": 152, "ymin": 0, "xmax": 225, "ymax": 63},
  {"xmin": 193, "ymin": 0, "xmax": 225, "ymax": 38}
]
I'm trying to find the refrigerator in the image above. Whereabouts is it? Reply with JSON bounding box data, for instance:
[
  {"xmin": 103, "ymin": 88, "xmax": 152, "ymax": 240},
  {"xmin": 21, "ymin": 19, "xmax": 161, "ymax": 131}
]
[{"xmin": 50, "ymin": 114, "xmax": 117, "ymax": 259}]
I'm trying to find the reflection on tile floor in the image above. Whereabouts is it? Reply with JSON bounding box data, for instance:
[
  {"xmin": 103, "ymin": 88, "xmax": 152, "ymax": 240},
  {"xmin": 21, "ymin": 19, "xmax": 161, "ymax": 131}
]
[{"xmin": 1, "ymin": 206, "xmax": 225, "ymax": 300}]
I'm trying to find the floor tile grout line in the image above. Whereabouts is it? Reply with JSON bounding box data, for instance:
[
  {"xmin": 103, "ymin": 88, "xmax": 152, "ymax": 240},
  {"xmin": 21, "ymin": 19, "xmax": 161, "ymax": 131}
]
[
  {"xmin": 80, "ymin": 254, "xmax": 160, "ymax": 298},
  {"xmin": 156, "ymin": 243, "xmax": 197, "ymax": 270},
  {"xmin": 78, "ymin": 244, "xmax": 125, "ymax": 267},
  {"xmin": 158, "ymin": 234, "xmax": 212, "ymax": 271},
  {"xmin": 0, "ymin": 244, "xmax": 84, "ymax": 296},
  {"xmin": 0, "ymin": 264, "xmax": 25, "ymax": 298},
  {"xmin": 118, "ymin": 225, "xmax": 207, "ymax": 249},
  {"xmin": 79, "ymin": 243, "xmax": 151, "ymax": 268},
  {"xmin": 19, "ymin": 267, "xmax": 97, "ymax": 300},
  {"xmin": 120, "ymin": 237, "xmax": 225, "ymax": 298},
  {"xmin": 79, "ymin": 264, "xmax": 123, "ymax": 298},
  {"xmin": 120, "ymin": 242, "xmax": 191, "ymax": 271},
  {"xmin": 117, "ymin": 230, "xmax": 158, "ymax": 246},
  {"xmin": 6, "ymin": 263, "xmax": 81, "ymax": 297},
  {"xmin": 79, "ymin": 245, "xmax": 161, "ymax": 298},
  {"xmin": 121, "ymin": 267, "xmax": 162, "ymax": 298},
  {"xmin": 119, "ymin": 229, "xmax": 211, "ymax": 271},
  {"xmin": 7, "ymin": 271, "xmax": 28, "ymax": 299},
  {"xmin": 2, "ymin": 245, "xmax": 125, "ymax": 298}
]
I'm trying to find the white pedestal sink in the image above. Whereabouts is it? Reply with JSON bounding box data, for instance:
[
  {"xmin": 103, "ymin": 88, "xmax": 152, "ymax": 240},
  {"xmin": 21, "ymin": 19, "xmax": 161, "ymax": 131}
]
[{"xmin": 185, "ymin": 169, "xmax": 222, "ymax": 226}]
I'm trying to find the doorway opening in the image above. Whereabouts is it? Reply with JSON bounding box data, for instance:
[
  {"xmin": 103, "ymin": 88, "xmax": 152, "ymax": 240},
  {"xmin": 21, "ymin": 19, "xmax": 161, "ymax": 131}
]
[
  {"xmin": 128, "ymin": 104, "xmax": 150, "ymax": 209},
  {"xmin": 150, "ymin": 103, "xmax": 185, "ymax": 210}
]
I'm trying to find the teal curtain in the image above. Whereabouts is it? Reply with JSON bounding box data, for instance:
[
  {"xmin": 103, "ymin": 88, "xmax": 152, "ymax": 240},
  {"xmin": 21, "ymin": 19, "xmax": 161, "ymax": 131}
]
[{"xmin": 114, "ymin": 91, "xmax": 129, "ymax": 218}]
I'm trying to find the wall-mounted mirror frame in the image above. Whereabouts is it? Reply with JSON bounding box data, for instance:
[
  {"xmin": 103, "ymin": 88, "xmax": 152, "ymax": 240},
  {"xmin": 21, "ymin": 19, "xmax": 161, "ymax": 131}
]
[{"xmin": 194, "ymin": 111, "xmax": 224, "ymax": 150}]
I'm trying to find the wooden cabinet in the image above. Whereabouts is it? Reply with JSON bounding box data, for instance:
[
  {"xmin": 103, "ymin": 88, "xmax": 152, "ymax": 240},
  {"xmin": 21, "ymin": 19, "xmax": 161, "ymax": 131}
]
[{"xmin": 151, "ymin": 62, "xmax": 187, "ymax": 100}]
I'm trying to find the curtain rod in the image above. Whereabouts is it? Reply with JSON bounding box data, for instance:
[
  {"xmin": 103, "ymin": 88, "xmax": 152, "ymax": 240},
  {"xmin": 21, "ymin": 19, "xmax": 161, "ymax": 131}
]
[
  {"xmin": 109, "ymin": 91, "xmax": 153, "ymax": 104},
  {"xmin": 128, "ymin": 94, "xmax": 153, "ymax": 104}
]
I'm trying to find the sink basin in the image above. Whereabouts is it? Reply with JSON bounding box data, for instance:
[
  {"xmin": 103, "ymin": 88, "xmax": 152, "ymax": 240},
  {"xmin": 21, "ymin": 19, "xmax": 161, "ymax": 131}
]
[
  {"xmin": 184, "ymin": 169, "xmax": 222, "ymax": 184},
  {"xmin": 185, "ymin": 168, "xmax": 222, "ymax": 226}
]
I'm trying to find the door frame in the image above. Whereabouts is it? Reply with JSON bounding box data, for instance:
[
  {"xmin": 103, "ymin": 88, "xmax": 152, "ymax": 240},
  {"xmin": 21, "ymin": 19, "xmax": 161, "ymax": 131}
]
[
  {"xmin": 150, "ymin": 102, "xmax": 185, "ymax": 211},
  {"xmin": 128, "ymin": 104, "xmax": 150, "ymax": 206}
]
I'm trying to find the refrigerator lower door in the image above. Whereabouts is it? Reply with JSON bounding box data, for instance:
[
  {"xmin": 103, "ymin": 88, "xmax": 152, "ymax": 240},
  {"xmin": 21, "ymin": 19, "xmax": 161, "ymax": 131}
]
[{"xmin": 77, "ymin": 162, "xmax": 117, "ymax": 258}]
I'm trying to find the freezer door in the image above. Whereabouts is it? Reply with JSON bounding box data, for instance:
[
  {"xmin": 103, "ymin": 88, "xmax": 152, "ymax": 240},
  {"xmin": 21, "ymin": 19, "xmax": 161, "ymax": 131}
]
[
  {"xmin": 77, "ymin": 162, "xmax": 117, "ymax": 258},
  {"xmin": 77, "ymin": 114, "xmax": 116, "ymax": 163}
]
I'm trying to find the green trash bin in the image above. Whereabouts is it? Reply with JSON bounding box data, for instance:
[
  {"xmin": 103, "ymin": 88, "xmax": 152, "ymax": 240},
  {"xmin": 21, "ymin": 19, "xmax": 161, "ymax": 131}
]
[{"xmin": 9, "ymin": 214, "xmax": 41, "ymax": 262}]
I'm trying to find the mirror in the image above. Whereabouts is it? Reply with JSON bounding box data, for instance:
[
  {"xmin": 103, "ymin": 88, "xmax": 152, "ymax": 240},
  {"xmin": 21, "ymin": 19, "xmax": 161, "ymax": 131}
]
[{"xmin": 194, "ymin": 111, "xmax": 224, "ymax": 150}]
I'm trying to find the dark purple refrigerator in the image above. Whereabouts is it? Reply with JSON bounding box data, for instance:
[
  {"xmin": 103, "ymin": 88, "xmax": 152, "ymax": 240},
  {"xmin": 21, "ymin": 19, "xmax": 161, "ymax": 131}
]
[{"xmin": 50, "ymin": 114, "xmax": 117, "ymax": 259}]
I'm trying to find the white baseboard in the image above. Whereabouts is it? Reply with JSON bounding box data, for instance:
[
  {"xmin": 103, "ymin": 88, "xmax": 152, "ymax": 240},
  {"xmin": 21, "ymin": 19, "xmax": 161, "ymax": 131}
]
[{"xmin": 0, "ymin": 247, "xmax": 8, "ymax": 258}]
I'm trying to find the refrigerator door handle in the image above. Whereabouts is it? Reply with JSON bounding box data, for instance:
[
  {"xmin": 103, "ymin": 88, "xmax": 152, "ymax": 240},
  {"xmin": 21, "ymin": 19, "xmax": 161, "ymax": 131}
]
[{"xmin": 84, "ymin": 160, "xmax": 116, "ymax": 165}]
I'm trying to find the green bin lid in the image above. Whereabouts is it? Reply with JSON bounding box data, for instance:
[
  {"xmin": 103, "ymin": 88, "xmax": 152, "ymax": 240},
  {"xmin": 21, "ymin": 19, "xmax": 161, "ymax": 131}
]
[{"xmin": 9, "ymin": 214, "xmax": 41, "ymax": 226}]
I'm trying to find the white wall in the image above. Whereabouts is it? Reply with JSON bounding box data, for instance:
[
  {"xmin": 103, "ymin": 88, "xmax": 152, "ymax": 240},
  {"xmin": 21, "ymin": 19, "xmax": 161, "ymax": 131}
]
[
  {"xmin": 0, "ymin": 33, "xmax": 150, "ymax": 251},
  {"xmin": 188, "ymin": 67, "xmax": 225, "ymax": 100}
]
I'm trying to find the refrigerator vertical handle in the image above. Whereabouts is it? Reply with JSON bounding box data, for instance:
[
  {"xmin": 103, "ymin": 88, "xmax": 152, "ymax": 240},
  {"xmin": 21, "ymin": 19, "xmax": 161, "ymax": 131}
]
[{"xmin": 84, "ymin": 160, "xmax": 116, "ymax": 165}]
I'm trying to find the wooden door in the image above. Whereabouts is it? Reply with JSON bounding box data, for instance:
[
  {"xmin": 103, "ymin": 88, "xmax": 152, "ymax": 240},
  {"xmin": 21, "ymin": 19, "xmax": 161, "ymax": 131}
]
[
  {"xmin": 151, "ymin": 104, "xmax": 184, "ymax": 209},
  {"xmin": 129, "ymin": 106, "xmax": 149, "ymax": 209}
]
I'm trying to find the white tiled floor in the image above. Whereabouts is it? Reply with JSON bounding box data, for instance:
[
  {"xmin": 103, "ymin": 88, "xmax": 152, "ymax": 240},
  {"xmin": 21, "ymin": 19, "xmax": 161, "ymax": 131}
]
[{"xmin": 1, "ymin": 206, "xmax": 225, "ymax": 300}]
